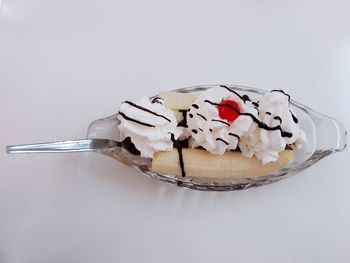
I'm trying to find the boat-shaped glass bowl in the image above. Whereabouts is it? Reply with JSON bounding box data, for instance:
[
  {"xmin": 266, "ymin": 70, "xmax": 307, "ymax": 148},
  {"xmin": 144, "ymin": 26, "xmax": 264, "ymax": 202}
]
[{"xmin": 87, "ymin": 85, "xmax": 347, "ymax": 191}]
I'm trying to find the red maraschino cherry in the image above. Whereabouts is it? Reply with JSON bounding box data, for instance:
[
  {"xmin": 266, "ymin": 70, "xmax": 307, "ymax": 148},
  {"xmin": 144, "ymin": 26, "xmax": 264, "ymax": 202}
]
[{"xmin": 217, "ymin": 100, "xmax": 241, "ymax": 122}]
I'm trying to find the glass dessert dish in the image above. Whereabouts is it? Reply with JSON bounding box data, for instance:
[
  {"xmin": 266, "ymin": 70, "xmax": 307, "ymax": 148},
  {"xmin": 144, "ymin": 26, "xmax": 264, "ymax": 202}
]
[{"xmin": 7, "ymin": 85, "xmax": 347, "ymax": 191}]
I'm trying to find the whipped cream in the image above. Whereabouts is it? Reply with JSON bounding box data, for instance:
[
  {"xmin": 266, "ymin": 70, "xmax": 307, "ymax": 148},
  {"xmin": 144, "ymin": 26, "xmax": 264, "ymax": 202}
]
[
  {"xmin": 187, "ymin": 86, "xmax": 306, "ymax": 165},
  {"xmin": 118, "ymin": 97, "xmax": 182, "ymax": 158},
  {"xmin": 239, "ymin": 90, "xmax": 306, "ymax": 165},
  {"xmin": 186, "ymin": 86, "xmax": 258, "ymax": 155}
]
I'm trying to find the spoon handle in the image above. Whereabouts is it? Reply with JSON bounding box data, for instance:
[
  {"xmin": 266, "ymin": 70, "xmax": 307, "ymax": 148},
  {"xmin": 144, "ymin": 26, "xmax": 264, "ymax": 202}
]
[{"xmin": 6, "ymin": 139, "xmax": 121, "ymax": 154}]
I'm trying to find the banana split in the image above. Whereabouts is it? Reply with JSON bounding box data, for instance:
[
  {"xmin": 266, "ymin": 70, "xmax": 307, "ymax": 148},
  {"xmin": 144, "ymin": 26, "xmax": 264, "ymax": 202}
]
[{"xmin": 117, "ymin": 85, "xmax": 306, "ymax": 179}]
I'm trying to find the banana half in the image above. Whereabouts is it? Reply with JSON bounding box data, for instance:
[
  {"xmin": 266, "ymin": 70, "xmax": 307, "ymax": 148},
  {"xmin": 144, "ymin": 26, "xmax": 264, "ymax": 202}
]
[
  {"xmin": 151, "ymin": 148, "xmax": 295, "ymax": 179},
  {"xmin": 159, "ymin": 91, "xmax": 196, "ymax": 110}
]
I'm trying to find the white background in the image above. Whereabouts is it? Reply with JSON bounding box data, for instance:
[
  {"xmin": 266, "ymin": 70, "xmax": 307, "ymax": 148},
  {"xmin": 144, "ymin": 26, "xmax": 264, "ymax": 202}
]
[{"xmin": 1, "ymin": 1, "xmax": 349, "ymax": 262}]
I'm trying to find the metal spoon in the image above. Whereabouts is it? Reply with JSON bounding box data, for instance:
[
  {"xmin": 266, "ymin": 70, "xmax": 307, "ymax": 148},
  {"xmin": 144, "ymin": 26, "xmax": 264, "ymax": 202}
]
[{"xmin": 6, "ymin": 139, "xmax": 121, "ymax": 154}]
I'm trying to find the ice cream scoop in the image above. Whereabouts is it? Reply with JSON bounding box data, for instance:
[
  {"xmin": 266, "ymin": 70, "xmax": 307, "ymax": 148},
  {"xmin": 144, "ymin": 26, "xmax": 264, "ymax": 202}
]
[{"xmin": 6, "ymin": 85, "xmax": 347, "ymax": 191}]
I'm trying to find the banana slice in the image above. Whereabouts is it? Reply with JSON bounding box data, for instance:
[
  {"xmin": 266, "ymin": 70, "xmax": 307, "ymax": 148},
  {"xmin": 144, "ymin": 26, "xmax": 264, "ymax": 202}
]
[
  {"xmin": 151, "ymin": 148, "xmax": 295, "ymax": 179},
  {"xmin": 159, "ymin": 91, "xmax": 196, "ymax": 110}
]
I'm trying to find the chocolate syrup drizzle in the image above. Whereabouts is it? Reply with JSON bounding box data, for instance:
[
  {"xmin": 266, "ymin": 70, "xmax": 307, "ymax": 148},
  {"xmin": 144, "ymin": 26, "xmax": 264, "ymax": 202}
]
[
  {"xmin": 169, "ymin": 133, "xmax": 187, "ymax": 177},
  {"xmin": 228, "ymin": 133, "xmax": 240, "ymax": 139},
  {"xmin": 216, "ymin": 138, "xmax": 229, "ymax": 145},
  {"xmin": 220, "ymin": 85, "xmax": 250, "ymax": 102},
  {"xmin": 273, "ymin": 116, "xmax": 282, "ymax": 124},
  {"xmin": 123, "ymin": 101, "xmax": 171, "ymax": 122},
  {"xmin": 177, "ymin": 148, "xmax": 185, "ymax": 177},
  {"xmin": 196, "ymin": 113, "xmax": 207, "ymax": 121},
  {"xmin": 271, "ymin": 89, "xmax": 291, "ymax": 102},
  {"xmin": 211, "ymin": 119, "xmax": 230, "ymax": 126},
  {"xmin": 118, "ymin": 99, "xmax": 175, "ymax": 128},
  {"xmin": 242, "ymin": 94, "xmax": 251, "ymax": 102},
  {"xmin": 118, "ymin": 112, "xmax": 155, "ymax": 127},
  {"xmin": 290, "ymin": 110, "xmax": 299, "ymax": 123},
  {"xmin": 121, "ymin": 137, "xmax": 140, "ymax": 155},
  {"xmin": 254, "ymin": 107, "xmax": 260, "ymax": 114},
  {"xmin": 178, "ymin": 110, "xmax": 188, "ymax": 127},
  {"xmin": 151, "ymin": 97, "xmax": 164, "ymax": 104},
  {"xmin": 192, "ymin": 104, "xmax": 199, "ymax": 109}
]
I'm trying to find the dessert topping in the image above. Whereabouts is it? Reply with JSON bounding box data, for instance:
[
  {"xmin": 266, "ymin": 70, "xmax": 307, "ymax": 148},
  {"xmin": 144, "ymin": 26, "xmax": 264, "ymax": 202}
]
[
  {"xmin": 217, "ymin": 99, "xmax": 241, "ymax": 123},
  {"xmin": 118, "ymin": 97, "xmax": 182, "ymax": 158}
]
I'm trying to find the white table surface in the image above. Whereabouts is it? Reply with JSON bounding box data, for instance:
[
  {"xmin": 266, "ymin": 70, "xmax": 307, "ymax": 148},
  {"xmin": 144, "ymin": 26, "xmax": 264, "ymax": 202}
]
[{"xmin": 1, "ymin": 1, "xmax": 349, "ymax": 262}]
